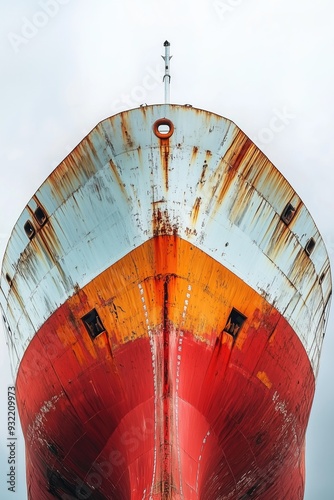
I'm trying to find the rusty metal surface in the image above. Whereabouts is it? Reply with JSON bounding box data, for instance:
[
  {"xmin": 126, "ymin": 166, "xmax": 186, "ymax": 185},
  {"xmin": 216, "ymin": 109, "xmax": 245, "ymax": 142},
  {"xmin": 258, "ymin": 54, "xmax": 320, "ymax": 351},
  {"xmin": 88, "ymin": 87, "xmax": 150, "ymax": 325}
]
[
  {"xmin": 16, "ymin": 236, "xmax": 314, "ymax": 498},
  {"xmin": 0, "ymin": 104, "xmax": 331, "ymax": 377}
]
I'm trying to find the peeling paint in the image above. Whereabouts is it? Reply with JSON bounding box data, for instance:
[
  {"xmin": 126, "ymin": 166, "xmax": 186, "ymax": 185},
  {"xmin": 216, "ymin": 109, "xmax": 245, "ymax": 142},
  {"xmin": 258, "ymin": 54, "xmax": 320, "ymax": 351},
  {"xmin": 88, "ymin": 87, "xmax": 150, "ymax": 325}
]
[{"xmin": 0, "ymin": 104, "xmax": 331, "ymax": 499}]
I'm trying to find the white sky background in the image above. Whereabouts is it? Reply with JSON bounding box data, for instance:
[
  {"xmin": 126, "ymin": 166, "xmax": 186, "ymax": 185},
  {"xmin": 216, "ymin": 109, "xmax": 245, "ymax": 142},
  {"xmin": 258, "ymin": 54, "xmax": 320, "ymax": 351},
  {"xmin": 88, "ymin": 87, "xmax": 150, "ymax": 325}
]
[{"xmin": 0, "ymin": 0, "xmax": 333, "ymax": 498}]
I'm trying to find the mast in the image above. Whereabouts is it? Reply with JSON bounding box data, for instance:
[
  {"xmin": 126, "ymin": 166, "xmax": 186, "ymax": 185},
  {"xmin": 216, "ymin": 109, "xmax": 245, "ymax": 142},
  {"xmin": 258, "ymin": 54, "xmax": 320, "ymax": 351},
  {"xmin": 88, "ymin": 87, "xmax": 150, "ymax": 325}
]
[{"xmin": 162, "ymin": 40, "xmax": 172, "ymax": 104}]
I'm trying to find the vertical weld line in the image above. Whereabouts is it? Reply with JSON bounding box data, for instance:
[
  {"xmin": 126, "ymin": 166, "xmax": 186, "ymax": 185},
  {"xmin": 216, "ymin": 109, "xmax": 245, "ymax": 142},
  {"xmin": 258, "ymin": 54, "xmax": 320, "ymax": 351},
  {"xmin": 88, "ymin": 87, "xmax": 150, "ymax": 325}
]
[
  {"xmin": 163, "ymin": 278, "xmax": 170, "ymax": 496},
  {"xmin": 138, "ymin": 284, "xmax": 157, "ymax": 498},
  {"xmin": 176, "ymin": 285, "xmax": 191, "ymax": 498}
]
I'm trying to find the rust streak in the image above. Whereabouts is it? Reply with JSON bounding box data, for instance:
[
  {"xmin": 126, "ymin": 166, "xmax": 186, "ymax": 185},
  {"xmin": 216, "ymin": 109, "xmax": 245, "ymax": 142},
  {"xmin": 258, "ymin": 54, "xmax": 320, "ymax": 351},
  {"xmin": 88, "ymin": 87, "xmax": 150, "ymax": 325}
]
[
  {"xmin": 191, "ymin": 197, "xmax": 202, "ymax": 225},
  {"xmin": 216, "ymin": 135, "xmax": 254, "ymax": 207},
  {"xmin": 199, "ymin": 161, "xmax": 208, "ymax": 185},
  {"xmin": 191, "ymin": 145, "xmax": 199, "ymax": 164},
  {"xmin": 229, "ymin": 136, "xmax": 253, "ymax": 171},
  {"xmin": 160, "ymin": 138, "xmax": 170, "ymax": 190},
  {"xmin": 120, "ymin": 118, "xmax": 134, "ymax": 148},
  {"xmin": 152, "ymin": 208, "xmax": 178, "ymax": 237},
  {"xmin": 137, "ymin": 145, "xmax": 142, "ymax": 166},
  {"xmin": 109, "ymin": 160, "xmax": 127, "ymax": 198}
]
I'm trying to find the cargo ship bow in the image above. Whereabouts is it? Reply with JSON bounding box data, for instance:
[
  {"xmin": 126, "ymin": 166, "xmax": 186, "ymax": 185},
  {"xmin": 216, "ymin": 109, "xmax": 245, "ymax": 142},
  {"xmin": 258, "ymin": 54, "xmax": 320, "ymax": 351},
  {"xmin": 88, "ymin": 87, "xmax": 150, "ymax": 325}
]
[{"xmin": 0, "ymin": 49, "xmax": 331, "ymax": 500}]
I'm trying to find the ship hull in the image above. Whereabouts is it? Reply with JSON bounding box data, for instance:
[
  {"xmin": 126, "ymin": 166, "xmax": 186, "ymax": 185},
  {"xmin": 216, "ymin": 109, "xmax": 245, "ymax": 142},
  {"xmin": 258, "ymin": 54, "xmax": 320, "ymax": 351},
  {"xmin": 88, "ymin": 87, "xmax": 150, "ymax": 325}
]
[
  {"xmin": 18, "ymin": 236, "xmax": 313, "ymax": 498},
  {"xmin": 0, "ymin": 104, "xmax": 331, "ymax": 499}
]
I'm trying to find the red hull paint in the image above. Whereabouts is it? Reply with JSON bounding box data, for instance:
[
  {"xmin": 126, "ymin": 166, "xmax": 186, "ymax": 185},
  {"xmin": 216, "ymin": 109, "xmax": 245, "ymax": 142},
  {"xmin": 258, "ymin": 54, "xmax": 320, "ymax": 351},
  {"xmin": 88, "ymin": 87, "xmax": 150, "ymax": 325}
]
[{"xmin": 16, "ymin": 237, "xmax": 314, "ymax": 499}]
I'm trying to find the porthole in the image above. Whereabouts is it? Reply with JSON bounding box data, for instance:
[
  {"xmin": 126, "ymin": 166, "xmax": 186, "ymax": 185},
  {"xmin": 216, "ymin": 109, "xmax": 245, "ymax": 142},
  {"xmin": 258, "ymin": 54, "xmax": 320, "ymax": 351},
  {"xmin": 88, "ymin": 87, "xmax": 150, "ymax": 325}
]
[
  {"xmin": 24, "ymin": 220, "xmax": 35, "ymax": 240},
  {"xmin": 153, "ymin": 118, "xmax": 174, "ymax": 139},
  {"xmin": 305, "ymin": 237, "xmax": 316, "ymax": 256},
  {"xmin": 281, "ymin": 203, "xmax": 295, "ymax": 225},
  {"xmin": 34, "ymin": 206, "xmax": 47, "ymax": 226},
  {"xmin": 81, "ymin": 309, "xmax": 106, "ymax": 339},
  {"xmin": 224, "ymin": 308, "xmax": 247, "ymax": 338}
]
